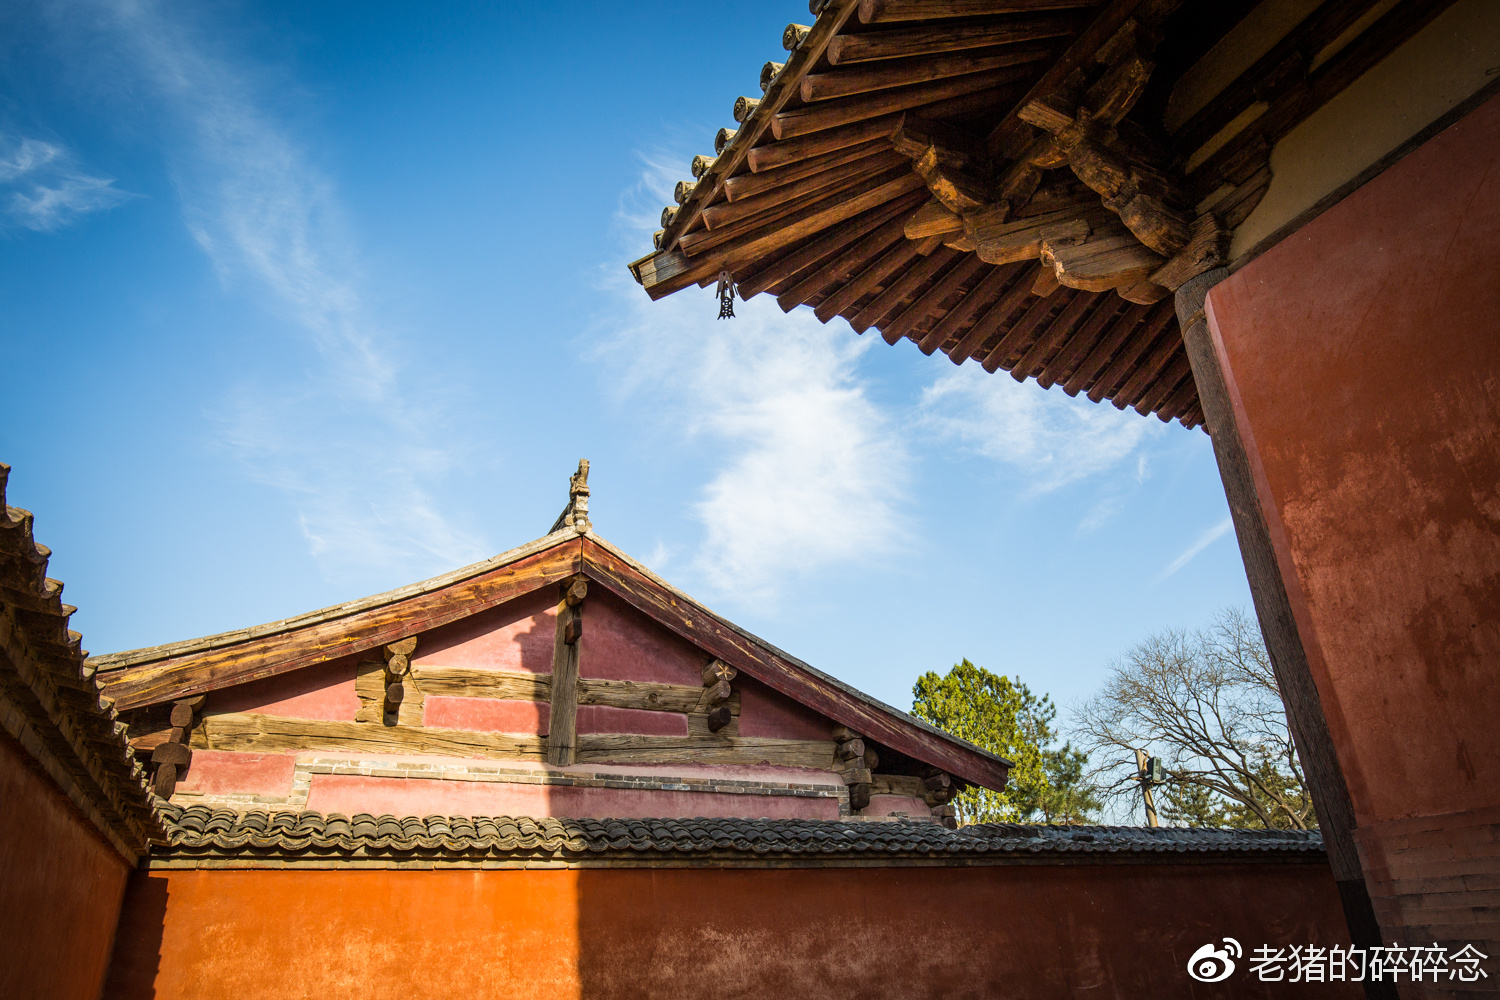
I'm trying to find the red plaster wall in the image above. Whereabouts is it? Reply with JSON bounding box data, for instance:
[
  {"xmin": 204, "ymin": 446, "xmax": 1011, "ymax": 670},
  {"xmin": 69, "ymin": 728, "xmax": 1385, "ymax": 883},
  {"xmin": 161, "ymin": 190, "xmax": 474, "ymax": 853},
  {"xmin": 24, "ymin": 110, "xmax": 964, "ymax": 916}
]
[
  {"xmin": 424, "ymin": 694, "xmax": 548, "ymax": 734},
  {"xmin": 0, "ymin": 732, "xmax": 131, "ymax": 1000},
  {"xmin": 303, "ymin": 773, "xmax": 840, "ymax": 819},
  {"xmin": 106, "ymin": 862, "xmax": 1355, "ymax": 999},
  {"xmin": 413, "ymin": 588, "xmax": 556, "ymax": 673},
  {"xmin": 210, "ymin": 656, "xmax": 359, "ymax": 720},
  {"xmin": 1205, "ymin": 94, "xmax": 1500, "ymax": 958},
  {"xmin": 174, "ymin": 750, "xmax": 296, "ymax": 798},
  {"xmin": 736, "ymin": 674, "xmax": 839, "ymax": 740},
  {"xmin": 580, "ymin": 587, "xmax": 707, "ymax": 685}
]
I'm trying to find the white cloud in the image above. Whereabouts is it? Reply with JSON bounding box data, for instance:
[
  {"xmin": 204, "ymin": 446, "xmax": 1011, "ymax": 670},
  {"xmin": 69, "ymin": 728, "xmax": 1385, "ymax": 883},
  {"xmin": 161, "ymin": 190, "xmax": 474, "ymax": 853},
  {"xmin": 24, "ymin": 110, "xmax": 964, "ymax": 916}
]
[
  {"xmin": 0, "ymin": 134, "xmax": 134, "ymax": 231},
  {"xmin": 598, "ymin": 155, "xmax": 908, "ymax": 606},
  {"xmin": 1158, "ymin": 516, "xmax": 1234, "ymax": 580},
  {"xmin": 70, "ymin": 0, "xmax": 486, "ymax": 579},
  {"xmin": 919, "ymin": 364, "xmax": 1159, "ymax": 494}
]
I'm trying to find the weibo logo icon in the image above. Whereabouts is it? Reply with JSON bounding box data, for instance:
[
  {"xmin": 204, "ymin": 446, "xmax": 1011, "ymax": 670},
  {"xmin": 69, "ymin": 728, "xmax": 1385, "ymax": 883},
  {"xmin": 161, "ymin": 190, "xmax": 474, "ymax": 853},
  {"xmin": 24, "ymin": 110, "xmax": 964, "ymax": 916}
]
[{"xmin": 1187, "ymin": 938, "xmax": 1243, "ymax": 982}]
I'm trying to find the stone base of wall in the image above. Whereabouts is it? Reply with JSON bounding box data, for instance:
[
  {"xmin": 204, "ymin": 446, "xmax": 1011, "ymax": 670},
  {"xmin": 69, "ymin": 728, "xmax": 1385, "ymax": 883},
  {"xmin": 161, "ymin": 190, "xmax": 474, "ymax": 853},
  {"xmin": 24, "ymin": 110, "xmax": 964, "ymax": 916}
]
[{"xmin": 1357, "ymin": 805, "xmax": 1500, "ymax": 997}]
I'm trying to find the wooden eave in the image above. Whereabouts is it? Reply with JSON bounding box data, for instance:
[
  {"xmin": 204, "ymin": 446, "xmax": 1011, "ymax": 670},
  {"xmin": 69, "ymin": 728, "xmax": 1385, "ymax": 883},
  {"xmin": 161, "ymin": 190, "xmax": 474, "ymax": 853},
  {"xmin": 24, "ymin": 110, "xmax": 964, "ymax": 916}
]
[
  {"xmin": 629, "ymin": 0, "xmax": 1459, "ymax": 433},
  {"xmin": 91, "ymin": 530, "xmax": 1012, "ymax": 792}
]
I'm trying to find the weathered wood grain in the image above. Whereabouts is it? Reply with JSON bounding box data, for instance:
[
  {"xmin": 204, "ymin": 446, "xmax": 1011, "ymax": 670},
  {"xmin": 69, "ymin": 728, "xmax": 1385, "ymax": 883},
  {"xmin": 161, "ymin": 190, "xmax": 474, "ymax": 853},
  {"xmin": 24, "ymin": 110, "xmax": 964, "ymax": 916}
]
[
  {"xmin": 411, "ymin": 666, "xmax": 551, "ymax": 702},
  {"xmin": 575, "ymin": 734, "xmax": 835, "ymax": 770},
  {"xmin": 656, "ymin": 0, "xmax": 862, "ymax": 252},
  {"xmin": 880, "ymin": 252, "xmax": 988, "ymax": 344},
  {"xmin": 683, "ymin": 163, "xmax": 911, "ymax": 253},
  {"xmin": 917, "ymin": 262, "xmax": 1013, "ymax": 354},
  {"xmin": 859, "ymin": 0, "xmax": 1098, "ymax": 23},
  {"xmin": 978, "ymin": 283, "xmax": 1069, "ymax": 372},
  {"xmin": 354, "ymin": 661, "xmax": 385, "ymax": 723},
  {"xmin": 636, "ymin": 176, "xmax": 927, "ymax": 300},
  {"xmin": 828, "ymin": 14, "xmax": 1078, "ymax": 64},
  {"xmin": 737, "ymin": 196, "xmax": 919, "ymax": 300},
  {"xmin": 100, "ymin": 539, "xmax": 584, "ymax": 711},
  {"xmin": 548, "ymin": 599, "xmax": 580, "ymax": 767},
  {"xmin": 985, "ymin": 0, "xmax": 1152, "ymax": 158},
  {"xmin": 724, "ymin": 140, "xmax": 889, "ymax": 203},
  {"xmin": 199, "ymin": 713, "xmax": 549, "ymax": 759},
  {"xmin": 578, "ymin": 677, "xmax": 703, "ymax": 714},
  {"xmin": 803, "ymin": 46, "xmax": 1051, "ymax": 102},
  {"xmin": 773, "ymin": 67, "xmax": 1032, "ymax": 140},
  {"xmin": 851, "ymin": 245, "xmax": 960, "ymax": 333},
  {"xmin": 779, "ymin": 213, "xmax": 912, "ymax": 312}
]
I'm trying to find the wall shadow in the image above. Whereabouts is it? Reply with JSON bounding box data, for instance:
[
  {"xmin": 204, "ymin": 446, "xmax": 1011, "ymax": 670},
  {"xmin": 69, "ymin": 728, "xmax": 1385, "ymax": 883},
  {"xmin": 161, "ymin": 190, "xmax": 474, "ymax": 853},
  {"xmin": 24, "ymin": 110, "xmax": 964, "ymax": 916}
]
[{"xmin": 102, "ymin": 871, "xmax": 169, "ymax": 1000}]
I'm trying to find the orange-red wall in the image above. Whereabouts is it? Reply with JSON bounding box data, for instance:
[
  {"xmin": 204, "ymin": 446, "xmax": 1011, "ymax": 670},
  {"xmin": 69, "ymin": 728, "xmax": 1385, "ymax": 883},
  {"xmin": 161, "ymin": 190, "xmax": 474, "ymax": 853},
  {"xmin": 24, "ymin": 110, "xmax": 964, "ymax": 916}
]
[
  {"xmin": 106, "ymin": 861, "xmax": 1354, "ymax": 999},
  {"xmin": 0, "ymin": 731, "xmax": 131, "ymax": 1000},
  {"xmin": 1205, "ymin": 93, "xmax": 1500, "ymax": 954}
]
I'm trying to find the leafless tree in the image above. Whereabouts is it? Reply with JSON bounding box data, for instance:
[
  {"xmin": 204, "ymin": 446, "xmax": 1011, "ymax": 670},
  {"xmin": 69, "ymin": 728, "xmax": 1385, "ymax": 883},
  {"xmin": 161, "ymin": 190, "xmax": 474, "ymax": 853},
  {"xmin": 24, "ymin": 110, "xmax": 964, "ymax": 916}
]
[{"xmin": 1073, "ymin": 607, "xmax": 1314, "ymax": 829}]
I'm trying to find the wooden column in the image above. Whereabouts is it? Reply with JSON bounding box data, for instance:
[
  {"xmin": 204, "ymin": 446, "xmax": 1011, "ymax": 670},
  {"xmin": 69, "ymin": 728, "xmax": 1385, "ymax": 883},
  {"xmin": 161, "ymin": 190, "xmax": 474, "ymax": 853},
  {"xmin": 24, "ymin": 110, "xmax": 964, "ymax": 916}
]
[
  {"xmin": 1176, "ymin": 270, "xmax": 1391, "ymax": 995},
  {"xmin": 546, "ymin": 578, "xmax": 587, "ymax": 767}
]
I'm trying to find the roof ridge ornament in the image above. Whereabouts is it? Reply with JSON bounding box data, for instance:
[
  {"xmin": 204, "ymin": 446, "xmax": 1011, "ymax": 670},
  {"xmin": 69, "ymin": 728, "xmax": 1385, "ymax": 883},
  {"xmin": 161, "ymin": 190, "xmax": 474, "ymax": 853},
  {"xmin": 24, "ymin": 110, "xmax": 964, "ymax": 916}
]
[{"xmin": 550, "ymin": 460, "xmax": 591, "ymax": 535}]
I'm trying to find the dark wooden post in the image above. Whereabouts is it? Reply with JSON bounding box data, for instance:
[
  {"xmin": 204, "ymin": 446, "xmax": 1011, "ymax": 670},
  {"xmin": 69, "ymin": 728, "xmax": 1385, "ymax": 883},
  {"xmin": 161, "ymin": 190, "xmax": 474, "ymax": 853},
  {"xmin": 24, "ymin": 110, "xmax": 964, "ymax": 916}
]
[
  {"xmin": 1176, "ymin": 269, "xmax": 1392, "ymax": 998},
  {"xmin": 546, "ymin": 578, "xmax": 587, "ymax": 767}
]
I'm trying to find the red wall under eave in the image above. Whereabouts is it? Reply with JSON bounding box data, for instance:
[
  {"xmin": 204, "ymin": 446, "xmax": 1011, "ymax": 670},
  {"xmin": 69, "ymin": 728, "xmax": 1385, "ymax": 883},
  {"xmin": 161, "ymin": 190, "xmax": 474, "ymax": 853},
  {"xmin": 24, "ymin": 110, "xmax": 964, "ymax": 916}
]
[
  {"xmin": 1204, "ymin": 93, "xmax": 1500, "ymax": 828},
  {"xmin": 0, "ymin": 731, "xmax": 132, "ymax": 1000},
  {"xmin": 1205, "ymin": 93, "xmax": 1500, "ymax": 957},
  {"xmin": 105, "ymin": 861, "xmax": 1355, "ymax": 999}
]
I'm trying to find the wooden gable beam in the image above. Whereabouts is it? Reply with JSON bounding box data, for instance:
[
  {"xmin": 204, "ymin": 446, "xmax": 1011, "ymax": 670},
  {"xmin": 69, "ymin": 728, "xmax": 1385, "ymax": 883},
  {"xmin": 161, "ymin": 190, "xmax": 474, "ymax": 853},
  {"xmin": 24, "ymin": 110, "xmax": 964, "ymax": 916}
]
[
  {"xmin": 97, "ymin": 537, "xmax": 585, "ymax": 712},
  {"xmin": 578, "ymin": 537, "xmax": 1012, "ymax": 791}
]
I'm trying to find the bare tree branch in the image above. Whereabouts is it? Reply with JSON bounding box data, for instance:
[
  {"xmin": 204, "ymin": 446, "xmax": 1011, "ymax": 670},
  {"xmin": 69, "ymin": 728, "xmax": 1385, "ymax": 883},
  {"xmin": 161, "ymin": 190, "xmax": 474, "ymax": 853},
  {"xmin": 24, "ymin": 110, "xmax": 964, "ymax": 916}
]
[{"xmin": 1073, "ymin": 608, "xmax": 1316, "ymax": 829}]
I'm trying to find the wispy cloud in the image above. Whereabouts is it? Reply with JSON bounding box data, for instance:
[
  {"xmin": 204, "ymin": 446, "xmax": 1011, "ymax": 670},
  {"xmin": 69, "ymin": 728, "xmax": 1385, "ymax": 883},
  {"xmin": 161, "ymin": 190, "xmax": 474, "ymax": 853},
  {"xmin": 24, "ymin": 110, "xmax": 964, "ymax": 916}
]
[
  {"xmin": 0, "ymin": 133, "xmax": 134, "ymax": 231},
  {"xmin": 600, "ymin": 152, "xmax": 908, "ymax": 606},
  {"xmin": 1157, "ymin": 516, "xmax": 1234, "ymax": 580},
  {"xmin": 63, "ymin": 0, "xmax": 486, "ymax": 580},
  {"xmin": 919, "ymin": 364, "xmax": 1159, "ymax": 495}
]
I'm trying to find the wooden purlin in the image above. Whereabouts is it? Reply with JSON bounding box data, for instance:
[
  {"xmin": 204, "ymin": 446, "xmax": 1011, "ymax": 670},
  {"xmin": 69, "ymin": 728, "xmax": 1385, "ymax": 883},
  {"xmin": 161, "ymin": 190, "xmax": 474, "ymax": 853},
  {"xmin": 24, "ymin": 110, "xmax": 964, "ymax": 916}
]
[
  {"xmin": 815, "ymin": 239, "xmax": 922, "ymax": 323},
  {"xmin": 1061, "ymin": 300, "xmax": 1151, "ymax": 396},
  {"xmin": 881, "ymin": 252, "xmax": 988, "ymax": 345},
  {"xmin": 1008, "ymin": 287, "xmax": 1097, "ymax": 379},
  {"xmin": 1087, "ymin": 300, "xmax": 1176, "ymax": 403},
  {"xmin": 579, "ymin": 538, "xmax": 1012, "ymax": 791},
  {"xmin": 702, "ymin": 149, "xmax": 907, "ymax": 229},
  {"xmin": 723, "ymin": 139, "xmax": 890, "ymax": 203},
  {"xmin": 850, "ymin": 245, "xmax": 960, "ymax": 332},
  {"xmin": 777, "ymin": 212, "xmax": 914, "ymax": 312},
  {"xmin": 826, "ymin": 14, "xmax": 1082, "ymax": 64},
  {"xmin": 917, "ymin": 263, "xmax": 1014, "ymax": 355},
  {"xmin": 979, "ymin": 283, "xmax": 1069, "ymax": 372},
  {"xmin": 637, "ymin": 174, "xmax": 927, "ymax": 300},
  {"xmin": 98, "ymin": 539, "xmax": 586, "ymax": 711},
  {"xmin": 737, "ymin": 195, "xmax": 920, "ymax": 300},
  {"xmin": 681, "ymin": 163, "xmax": 913, "ymax": 256},
  {"xmin": 801, "ymin": 46, "xmax": 1053, "ymax": 103},
  {"xmin": 945, "ymin": 267, "xmax": 1038, "ymax": 361}
]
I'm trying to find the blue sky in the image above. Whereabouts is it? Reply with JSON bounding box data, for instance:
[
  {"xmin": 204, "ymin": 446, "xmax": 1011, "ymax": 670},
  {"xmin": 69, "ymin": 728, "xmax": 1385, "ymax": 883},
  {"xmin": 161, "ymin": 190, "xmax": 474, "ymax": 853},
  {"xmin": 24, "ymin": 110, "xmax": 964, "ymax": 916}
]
[{"xmin": 0, "ymin": 0, "xmax": 1250, "ymax": 728}]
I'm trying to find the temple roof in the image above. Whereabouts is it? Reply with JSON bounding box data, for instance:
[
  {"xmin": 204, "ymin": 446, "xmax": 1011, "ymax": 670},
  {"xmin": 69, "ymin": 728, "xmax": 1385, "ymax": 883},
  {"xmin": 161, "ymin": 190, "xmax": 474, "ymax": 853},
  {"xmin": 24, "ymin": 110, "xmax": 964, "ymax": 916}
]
[
  {"xmin": 154, "ymin": 802, "xmax": 1326, "ymax": 867},
  {"xmin": 627, "ymin": 0, "xmax": 1456, "ymax": 430},
  {"xmin": 90, "ymin": 467, "xmax": 1012, "ymax": 792},
  {"xmin": 0, "ymin": 464, "xmax": 164, "ymax": 858}
]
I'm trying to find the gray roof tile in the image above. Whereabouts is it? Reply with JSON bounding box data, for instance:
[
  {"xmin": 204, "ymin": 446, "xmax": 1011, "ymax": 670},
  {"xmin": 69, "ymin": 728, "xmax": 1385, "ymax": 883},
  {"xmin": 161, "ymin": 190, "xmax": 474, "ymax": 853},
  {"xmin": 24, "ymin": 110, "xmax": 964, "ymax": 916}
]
[{"xmin": 157, "ymin": 803, "xmax": 1324, "ymax": 863}]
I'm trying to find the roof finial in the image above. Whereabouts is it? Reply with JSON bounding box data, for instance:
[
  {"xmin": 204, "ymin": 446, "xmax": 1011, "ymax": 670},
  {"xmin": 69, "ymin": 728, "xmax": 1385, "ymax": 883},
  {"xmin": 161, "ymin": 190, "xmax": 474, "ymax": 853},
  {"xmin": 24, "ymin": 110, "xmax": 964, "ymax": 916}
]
[{"xmin": 550, "ymin": 460, "xmax": 591, "ymax": 535}]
